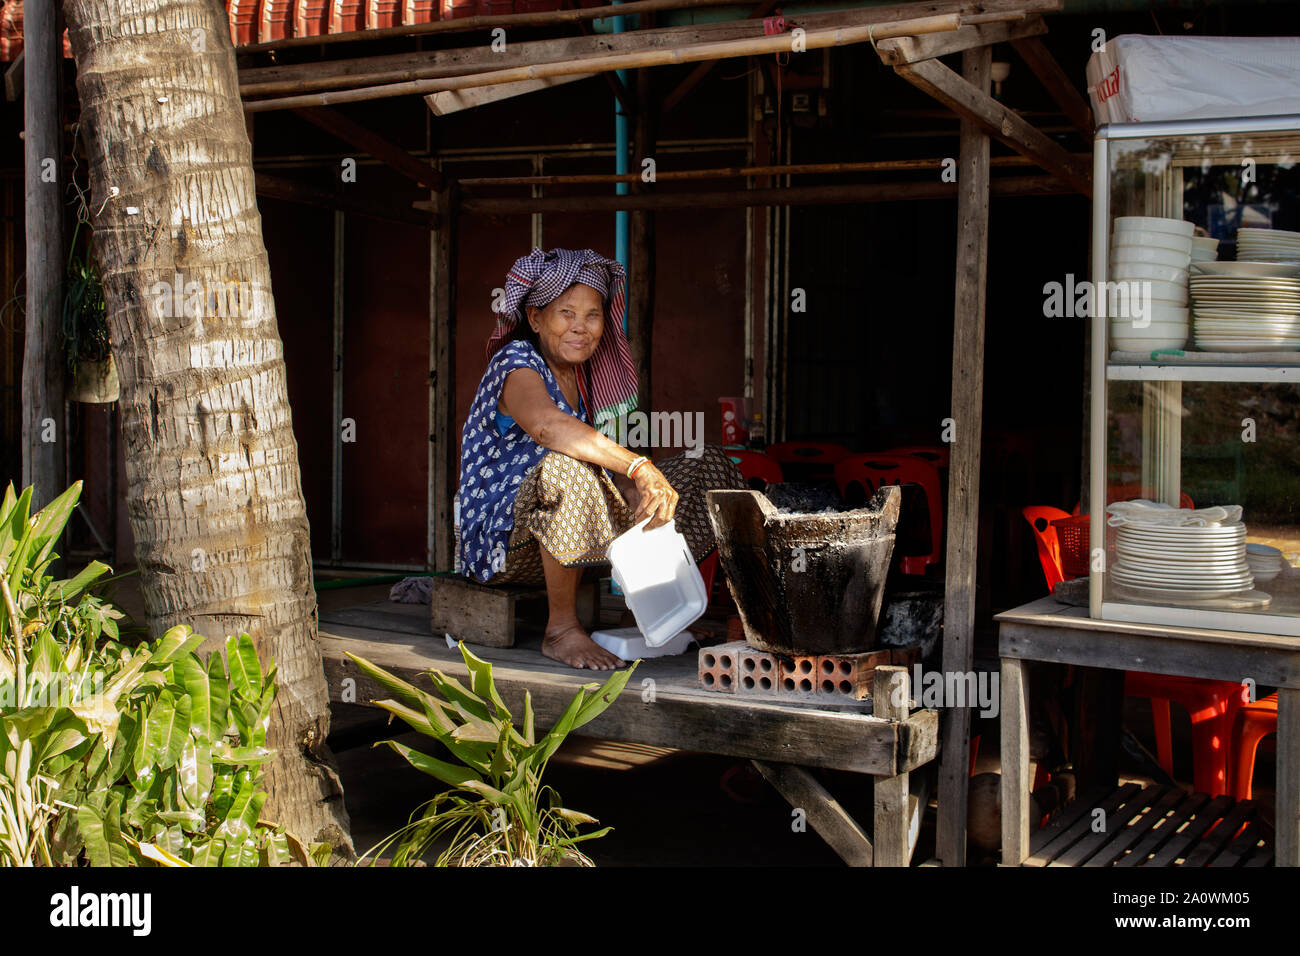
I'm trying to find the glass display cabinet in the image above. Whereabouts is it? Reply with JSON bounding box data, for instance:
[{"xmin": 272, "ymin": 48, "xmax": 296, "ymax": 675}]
[{"xmin": 1089, "ymin": 115, "xmax": 1300, "ymax": 635}]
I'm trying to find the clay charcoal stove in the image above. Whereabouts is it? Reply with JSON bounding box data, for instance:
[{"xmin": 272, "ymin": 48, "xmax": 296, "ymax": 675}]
[{"xmin": 706, "ymin": 484, "xmax": 901, "ymax": 656}]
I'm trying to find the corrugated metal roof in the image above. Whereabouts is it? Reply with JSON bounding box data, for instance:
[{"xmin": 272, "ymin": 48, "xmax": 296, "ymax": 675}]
[{"xmin": 0, "ymin": 0, "xmax": 571, "ymax": 61}]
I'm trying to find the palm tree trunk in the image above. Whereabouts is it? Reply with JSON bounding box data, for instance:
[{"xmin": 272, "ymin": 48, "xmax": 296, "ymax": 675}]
[{"xmin": 62, "ymin": 0, "xmax": 353, "ymax": 856}]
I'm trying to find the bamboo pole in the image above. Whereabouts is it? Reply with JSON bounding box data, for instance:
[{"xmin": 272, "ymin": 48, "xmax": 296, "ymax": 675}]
[
  {"xmin": 237, "ymin": 0, "xmax": 1042, "ymax": 97},
  {"xmin": 238, "ymin": 0, "xmax": 760, "ymax": 54},
  {"xmin": 457, "ymin": 153, "xmax": 1068, "ymax": 187},
  {"xmin": 453, "ymin": 174, "xmax": 1068, "ymax": 214},
  {"xmin": 243, "ymin": 13, "xmax": 964, "ymax": 113}
]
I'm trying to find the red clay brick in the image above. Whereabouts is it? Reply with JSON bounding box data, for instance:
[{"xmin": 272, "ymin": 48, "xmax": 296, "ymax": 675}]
[{"xmin": 698, "ymin": 640, "xmax": 745, "ymax": 694}]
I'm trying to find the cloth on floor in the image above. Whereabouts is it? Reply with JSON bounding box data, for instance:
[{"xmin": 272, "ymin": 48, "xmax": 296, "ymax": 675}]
[{"xmin": 389, "ymin": 576, "xmax": 434, "ymax": 604}]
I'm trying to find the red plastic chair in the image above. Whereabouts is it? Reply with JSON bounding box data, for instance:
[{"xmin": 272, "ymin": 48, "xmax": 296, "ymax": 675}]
[
  {"xmin": 1021, "ymin": 501, "xmax": 1239, "ymax": 797},
  {"xmin": 1230, "ymin": 692, "xmax": 1278, "ymax": 800},
  {"xmin": 766, "ymin": 442, "xmax": 851, "ymax": 482},
  {"xmin": 836, "ymin": 455, "xmax": 943, "ymax": 576},
  {"xmin": 726, "ymin": 450, "xmax": 783, "ymax": 490},
  {"xmin": 886, "ymin": 445, "xmax": 951, "ymax": 469},
  {"xmin": 1022, "ymin": 505, "xmax": 1071, "ymax": 593}
]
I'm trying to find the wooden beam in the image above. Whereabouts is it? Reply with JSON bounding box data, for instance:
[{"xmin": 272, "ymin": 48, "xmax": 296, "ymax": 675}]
[
  {"xmin": 4, "ymin": 49, "xmax": 23, "ymax": 102},
  {"xmin": 1010, "ymin": 33, "xmax": 1094, "ymax": 137},
  {"xmin": 935, "ymin": 44, "xmax": 991, "ymax": 871},
  {"xmin": 237, "ymin": 0, "xmax": 1060, "ymax": 97},
  {"xmin": 999, "ymin": 657, "xmax": 1030, "ymax": 865},
  {"xmin": 873, "ymin": 666, "xmax": 912, "ymax": 867},
  {"xmin": 452, "ymin": 174, "xmax": 1071, "ymax": 214},
  {"xmin": 628, "ymin": 67, "xmax": 655, "ymax": 415},
  {"xmin": 292, "ymin": 107, "xmax": 444, "ymax": 190},
  {"xmin": 559, "ymin": 0, "xmax": 636, "ymax": 120},
  {"xmin": 457, "ymin": 153, "xmax": 1073, "ymax": 187},
  {"xmin": 752, "ymin": 760, "xmax": 875, "ymax": 866},
  {"xmin": 893, "ymin": 56, "xmax": 1091, "ymax": 197},
  {"xmin": 255, "ymin": 172, "xmax": 437, "ymax": 228},
  {"xmin": 245, "ymin": 13, "xmax": 966, "ymax": 112},
  {"xmin": 1278, "ymin": 688, "xmax": 1300, "ymax": 866},
  {"xmin": 424, "ymin": 73, "xmax": 598, "ymax": 116},
  {"xmin": 660, "ymin": 0, "xmax": 781, "ymax": 114},
  {"xmin": 322, "ymin": 630, "xmax": 922, "ymax": 775},
  {"xmin": 431, "ymin": 181, "xmax": 458, "ymax": 573},
  {"xmin": 21, "ymin": 0, "xmax": 65, "ymax": 506},
  {"xmin": 875, "ymin": 14, "xmax": 1046, "ymax": 66}
]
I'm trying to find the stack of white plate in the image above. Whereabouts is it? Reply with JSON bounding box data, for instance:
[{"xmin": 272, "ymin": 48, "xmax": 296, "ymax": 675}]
[
  {"xmin": 1112, "ymin": 521, "xmax": 1254, "ymax": 598},
  {"xmin": 1238, "ymin": 227, "xmax": 1300, "ymax": 264},
  {"xmin": 1110, "ymin": 217, "xmax": 1193, "ymax": 351},
  {"xmin": 1246, "ymin": 543, "xmax": 1285, "ymax": 583},
  {"xmin": 1189, "ymin": 272, "xmax": 1300, "ymax": 351},
  {"xmin": 1191, "ymin": 236, "xmax": 1219, "ymax": 263}
]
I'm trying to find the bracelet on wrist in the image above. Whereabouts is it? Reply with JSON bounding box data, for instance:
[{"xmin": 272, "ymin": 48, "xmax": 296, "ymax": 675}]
[{"xmin": 627, "ymin": 455, "xmax": 649, "ymax": 479}]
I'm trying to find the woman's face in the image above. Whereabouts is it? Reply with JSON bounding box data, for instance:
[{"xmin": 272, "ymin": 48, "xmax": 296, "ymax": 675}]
[{"xmin": 526, "ymin": 283, "xmax": 604, "ymax": 368}]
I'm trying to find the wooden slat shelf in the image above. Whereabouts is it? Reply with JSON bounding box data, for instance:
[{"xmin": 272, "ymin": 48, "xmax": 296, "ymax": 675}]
[{"xmin": 1024, "ymin": 783, "xmax": 1273, "ymax": 867}]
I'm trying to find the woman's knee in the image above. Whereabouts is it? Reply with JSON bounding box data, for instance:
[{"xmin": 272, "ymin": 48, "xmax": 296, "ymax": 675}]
[{"xmin": 538, "ymin": 451, "xmax": 604, "ymax": 492}]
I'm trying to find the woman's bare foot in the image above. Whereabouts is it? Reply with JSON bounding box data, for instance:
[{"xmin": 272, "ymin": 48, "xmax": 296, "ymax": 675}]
[{"xmin": 542, "ymin": 622, "xmax": 626, "ymax": 670}]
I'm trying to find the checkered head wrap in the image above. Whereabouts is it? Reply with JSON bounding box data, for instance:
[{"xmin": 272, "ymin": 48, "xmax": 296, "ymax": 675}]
[{"xmin": 487, "ymin": 247, "xmax": 638, "ymax": 437}]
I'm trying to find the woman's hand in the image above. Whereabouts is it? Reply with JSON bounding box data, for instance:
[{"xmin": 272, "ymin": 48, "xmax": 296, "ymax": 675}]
[{"xmin": 632, "ymin": 462, "xmax": 679, "ymax": 530}]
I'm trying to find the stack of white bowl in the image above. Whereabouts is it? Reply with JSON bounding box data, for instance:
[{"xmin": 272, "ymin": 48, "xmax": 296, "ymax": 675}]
[
  {"xmin": 1191, "ymin": 236, "xmax": 1219, "ymax": 263},
  {"xmin": 1110, "ymin": 216, "xmax": 1194, "ymax": 352},
  {"xmin": 1246, "ymin": 543, "xmax": 1285, "ymax": 583}
]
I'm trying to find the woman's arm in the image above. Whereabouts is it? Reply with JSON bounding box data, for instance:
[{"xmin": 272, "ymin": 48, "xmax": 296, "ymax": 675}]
[{"xmin": 502, "ymin": 367, "xmax": 677, "ymax": 528}]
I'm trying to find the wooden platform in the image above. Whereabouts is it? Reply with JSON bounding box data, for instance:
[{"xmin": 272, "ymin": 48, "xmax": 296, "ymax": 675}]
[
  {"xmin": 317, "ymin": 598, "xmax": 941, "ymax": 866},
  {"xmin": 1025, "ymin": 783, "xmax": 1274, "ymax": 867}
]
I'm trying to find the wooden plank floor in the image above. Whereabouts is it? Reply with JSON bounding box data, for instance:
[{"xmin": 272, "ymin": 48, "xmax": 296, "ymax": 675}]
[
  {"xmin": 316, "ymin": 600, "xmax": 940, "ymax": 777},
  {"xmin": 1025, "ymin": 784, "xmax": 1274, "ymax": 867}
]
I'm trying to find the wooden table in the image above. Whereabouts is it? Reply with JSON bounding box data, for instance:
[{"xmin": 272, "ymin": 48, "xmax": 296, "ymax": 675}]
[
  {"xmin": 317, "ymin": 600, "xmax": 938, "ymax": 866},
  {"xmin": 997, "ymin": 595, "xmax": 1300, "ymax": 866}
]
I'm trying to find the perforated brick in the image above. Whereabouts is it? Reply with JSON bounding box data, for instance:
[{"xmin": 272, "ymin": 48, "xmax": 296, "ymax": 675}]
[
  {"xmin": 779, "ymin": 654, "xmax": 818, "ymax": 695},
  {"xmin": 737, "ymin": 645, "xmax": 782, "ymax": 694},
  {"xmin": 816, "ymin": 649, "xmax": 892, "ymax": 700},
  {"xmin": 698, "ymin": 641, "xmax": 745, "ymax": 694}
]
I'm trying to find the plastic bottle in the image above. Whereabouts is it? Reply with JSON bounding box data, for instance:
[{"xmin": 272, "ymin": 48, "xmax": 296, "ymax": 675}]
[{"xmin": 749, "ymin": 413, "xmax": 766, "ymax": 451}]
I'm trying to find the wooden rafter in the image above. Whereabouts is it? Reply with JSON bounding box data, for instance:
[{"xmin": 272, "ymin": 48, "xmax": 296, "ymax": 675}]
[
  {"xmin": 447, "ymin": 174, "xmax": 1070, "ymax": 214},
  {"xmin": 292, "ymin": 107, "xmax": 444, "ymax": 190},
  {"xmin": 238, "ymin": 0, "xmax": 1062, "ymax": 99},
  {"xmin": 246, "ymin": 14, "xmax": 967, "ymax": 112},
  {"xmin": 875, "ymin": 14, "xmax": 1046, "ymax": 66},
  {"xmin": 255, "ymin": 173, "xmax": 438, "ymax": 228},
  {"xmin": 424, "ymin": 74, "xmax": 599, "ymax": 116},
  {"xmin": 892, "ymin": 56, "xmax": 1091, "ymax": 196},
  {"xmin": 1010, "ymin": 34, "xmax": 1094, "ymax": 137}
]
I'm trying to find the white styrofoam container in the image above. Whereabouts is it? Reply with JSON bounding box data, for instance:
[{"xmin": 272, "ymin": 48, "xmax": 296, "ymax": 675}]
[
  {"xmin": 606, "ymin": 516, "xmax": 708, "ymax": 647},
  {"xmin": 1086, "ymin": 36, "xmax": 1300, "ymax": 126},
  {"xmin": 590, "ymin": 627, "xmax": 697, "ymax": 660}
]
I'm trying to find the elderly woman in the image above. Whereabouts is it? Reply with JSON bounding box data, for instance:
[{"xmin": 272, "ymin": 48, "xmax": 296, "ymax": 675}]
[{"xmin": 454, "ymin": 248, "xmax": 745, "ymax": 670}]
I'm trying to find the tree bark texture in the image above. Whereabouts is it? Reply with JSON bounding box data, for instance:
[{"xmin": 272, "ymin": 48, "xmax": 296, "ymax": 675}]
[{"xmin": 62, "ymin": 0, "xmax": 353, "ymax": 855}]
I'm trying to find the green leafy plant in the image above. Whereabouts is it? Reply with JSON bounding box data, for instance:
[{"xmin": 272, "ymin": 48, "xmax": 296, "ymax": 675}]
[
  {"xmin": 62, "ymin": 628, "xmax": 315, "ymax": 868},
  {"xmin": 0, "ymin": 481, "xmax": 125, "ymax": 866},
  {"xmin": 61, "ymin": 221, "xmax": 110, "ymax": 377},
  {"xmin": 0, "ymin": 481, "xmax": 324, "ymax": 867},
  {"xmin": 348, "ymin": 643, "xmax": 636, "ymax": 867}
]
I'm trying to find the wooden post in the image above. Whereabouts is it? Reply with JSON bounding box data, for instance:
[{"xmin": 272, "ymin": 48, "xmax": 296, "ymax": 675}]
[
  {"xmin": 999, "ymin": 657, "xmax": 1029, "ymax": 865},
  {"xmin": 21, "ymin": 0, "xmax": 66, "ymax": 505},
  {"xmin": 1278, "ymin": 687, "xmax": 1300, "ymax": 866},
  {"xmin": 873, "ymin": 664, "xmax": 911, "ymax": 867},
  {"xmin": 935, "ymin": 44, "xmax": 991, "ymax": 869},
  {"xmin": 431, "ymin": 180, "xmax": 458, "ymax": 572},
  {"xmin": 628, "ymin": 67, "xmax": 655, "ymax": 414}
]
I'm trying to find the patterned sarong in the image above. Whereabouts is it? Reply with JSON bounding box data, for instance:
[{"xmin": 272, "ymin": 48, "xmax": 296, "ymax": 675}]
[{"xmin": 488, "ymin": 445, "xmax": 747, "ymax": 586}]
